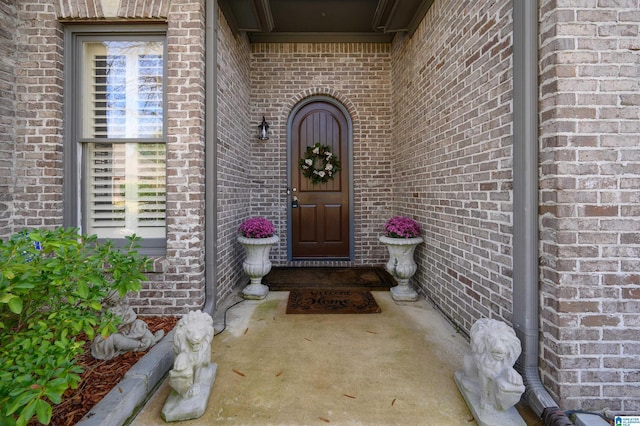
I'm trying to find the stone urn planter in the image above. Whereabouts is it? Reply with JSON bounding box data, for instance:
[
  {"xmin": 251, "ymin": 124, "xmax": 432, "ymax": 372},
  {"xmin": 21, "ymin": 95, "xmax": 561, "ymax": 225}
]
[
  {"xmin": 379, "ymin": 236, "xmax": 423, "ymax": 301},
  {"xmin": 380, "ymin": 216, "xmax": 423, "ymax": 302},
  {"xmin": 238, "ymin": 217, "xmax": 278, "ymax": 300},
  {"xmin": 238, "ymin": 234, "xmax": 279, "ymax": 299}
]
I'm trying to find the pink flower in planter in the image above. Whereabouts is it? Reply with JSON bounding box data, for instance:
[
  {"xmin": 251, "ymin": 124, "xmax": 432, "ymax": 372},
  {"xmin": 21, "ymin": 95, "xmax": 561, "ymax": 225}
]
[
  {"xmin": 384, "ymin": 216, "xmax": 421, "ymax": 238},
  {"xmin": 239, "ymin": 217, "xmax": 275, "ymax": 238}
]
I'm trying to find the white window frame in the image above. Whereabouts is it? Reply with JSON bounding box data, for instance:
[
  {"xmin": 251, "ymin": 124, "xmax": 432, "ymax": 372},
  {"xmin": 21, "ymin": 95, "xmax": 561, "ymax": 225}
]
[{"xmin": 64, "ymin": 26, "xmax": 168, "ymax": 255}]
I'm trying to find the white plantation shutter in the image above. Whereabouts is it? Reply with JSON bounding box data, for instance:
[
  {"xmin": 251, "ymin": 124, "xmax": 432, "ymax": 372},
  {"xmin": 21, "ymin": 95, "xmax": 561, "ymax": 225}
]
[
  {"xmin": 137, "ymin": 55, "xmax": 163, "ymax": 138},
  {"xmin": 88, "ymin": 143, "xmax": 126, "ymax": 231},
  {"xmin": 136, "ymin": 143, "xmax": 166, "ymax": 231},
  {"xmin": 92, "ymin": 54, "xmax": 126, "ymax": 138},
  {"xmin": 86, "ymin": 143, "xmax": 165, "ymax": 239},
  {"xmin": 82, "ymin": 40, "xmax": 166, "ymax": 242},
  {"xmin": 88, "ymin": 46, "xmax": 163, "ymax": 139}
]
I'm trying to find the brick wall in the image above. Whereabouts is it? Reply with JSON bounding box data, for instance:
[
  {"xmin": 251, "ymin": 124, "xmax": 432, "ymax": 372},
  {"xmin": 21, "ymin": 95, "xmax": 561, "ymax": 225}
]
[
  {"xmin": 539, "ymin": 0, "xmax": 640, "ymax": 414},
  {"xmin": 215, "ymin": 8, "xmax": 252, "ymax": 301},
  {"xmin": 13, "ymin": 2, "xmax": 64, "ymax": 230},
  {"xmin": 128, "ymin": 0, "xmax": 208, "ymax": 315},
  {"xmin": 0, "ymin": 1, "xmax": 17, "ymax": 236},
  {"xmin": 7, "ymin": 0, "xmax": 209, "ymax": 316},
  {"xmin": 250, "ymin": 43, "xmax": 393, "ymax": 266},
  {"xmin": 391, "ymin": 0, "xmax": 514, "ymax": 330}
]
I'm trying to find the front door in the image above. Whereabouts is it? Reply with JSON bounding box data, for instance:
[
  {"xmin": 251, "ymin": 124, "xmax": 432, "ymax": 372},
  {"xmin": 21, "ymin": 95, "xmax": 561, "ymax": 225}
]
[{"xmin": 290, "ymin": 101, "xmax": 350, "ymax": 259}]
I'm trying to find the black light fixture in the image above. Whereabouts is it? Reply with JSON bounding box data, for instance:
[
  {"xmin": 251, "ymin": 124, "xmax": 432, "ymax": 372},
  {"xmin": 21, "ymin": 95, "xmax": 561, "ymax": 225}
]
[{"xmin": 258, "ymin": 116, "xmax": 269, "ymax": 141}]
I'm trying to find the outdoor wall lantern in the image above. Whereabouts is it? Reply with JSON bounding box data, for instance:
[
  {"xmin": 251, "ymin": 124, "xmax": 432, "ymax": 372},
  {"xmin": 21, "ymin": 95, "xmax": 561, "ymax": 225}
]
[{"xmin": 258, "ymin": 116, "xmax": 269, "ymax": 141}]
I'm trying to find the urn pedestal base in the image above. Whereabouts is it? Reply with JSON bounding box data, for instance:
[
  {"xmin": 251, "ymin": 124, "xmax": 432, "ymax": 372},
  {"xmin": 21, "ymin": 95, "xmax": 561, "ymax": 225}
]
[
  {"xmin": 390, "ymin": 282, "xmax": 419, "ymax": 302},
  {"xmin": 242, "ymin": 283, "xmax": 270, "ymax": 300}
]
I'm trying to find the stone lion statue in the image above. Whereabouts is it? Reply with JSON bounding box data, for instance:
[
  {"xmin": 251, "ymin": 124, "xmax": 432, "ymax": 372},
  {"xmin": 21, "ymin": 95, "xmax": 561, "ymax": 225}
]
[
  {"xmin": 168, "ymin": 310, "xmax": 214, "ymax": 398},
  {"xmin": 459, "ymin": 318, "xmax": 526, "ymax": 412}
]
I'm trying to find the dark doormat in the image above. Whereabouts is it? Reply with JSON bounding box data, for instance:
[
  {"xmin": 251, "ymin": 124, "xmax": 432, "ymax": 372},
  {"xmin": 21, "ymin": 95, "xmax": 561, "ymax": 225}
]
[
  {"xmin": 286, "ymin": 288, "xmax": 382, "ymax": 314},
  {"xmin": 264, "ymin": 267, "xmax": 395, "ymax": 291}
]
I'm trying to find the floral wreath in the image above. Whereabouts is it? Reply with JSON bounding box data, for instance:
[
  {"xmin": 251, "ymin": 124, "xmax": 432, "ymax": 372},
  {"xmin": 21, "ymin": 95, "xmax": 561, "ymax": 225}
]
[{"xmin": 299, "ymin": 142, "xmax": 341, "ymax": 185}]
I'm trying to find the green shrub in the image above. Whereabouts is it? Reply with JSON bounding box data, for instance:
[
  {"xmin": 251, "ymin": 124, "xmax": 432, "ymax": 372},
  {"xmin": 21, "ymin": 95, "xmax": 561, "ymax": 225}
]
[{"xmin": 0, "ymin": 228, "xmax": 149, "ymax": 426}]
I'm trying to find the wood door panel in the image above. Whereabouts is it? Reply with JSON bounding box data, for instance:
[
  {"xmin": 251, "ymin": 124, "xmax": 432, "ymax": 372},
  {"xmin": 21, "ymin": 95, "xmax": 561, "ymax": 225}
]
[
  {"xmin": 323, "ymin": 205, "xmax": 343, "ymax": 242},
  {"xmin": 291, "ymin": 101, "xmax": 350, "ymax": 258},
  {"xmin": 298, "ymin": 204, "xmax": 317, "ymax": 242}
]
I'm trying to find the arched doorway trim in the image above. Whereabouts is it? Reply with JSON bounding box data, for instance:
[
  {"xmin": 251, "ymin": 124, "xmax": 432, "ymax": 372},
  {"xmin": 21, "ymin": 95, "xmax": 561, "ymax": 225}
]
[{"xmin": 286, "ymin": 95, "xmax": 355, "ymax": 262}]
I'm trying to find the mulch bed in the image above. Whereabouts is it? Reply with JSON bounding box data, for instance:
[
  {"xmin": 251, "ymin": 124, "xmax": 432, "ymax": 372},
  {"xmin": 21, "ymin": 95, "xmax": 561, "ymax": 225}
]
[{"xmin": 32, "ymin": 316, "xmax": 177, "ymax": 426}]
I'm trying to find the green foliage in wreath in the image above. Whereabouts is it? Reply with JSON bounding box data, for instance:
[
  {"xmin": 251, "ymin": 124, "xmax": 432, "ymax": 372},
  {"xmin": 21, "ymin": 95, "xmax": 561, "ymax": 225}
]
[{"xmin": 299, "ymin": 142, "xmax": 341, "ymax": 185}]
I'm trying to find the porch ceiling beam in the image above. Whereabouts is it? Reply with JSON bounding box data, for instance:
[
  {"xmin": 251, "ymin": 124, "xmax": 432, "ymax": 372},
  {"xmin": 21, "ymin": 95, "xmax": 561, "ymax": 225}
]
[
  {"xmin": 248, "ymin": 31, "xmax": 395, "ymax": 44},
  {"xmin": 219, "ymin": 0, "xmax": 274, "ymax": 34},
  {"xmin": 372, "ymin": 0, "xmax": 434, "ymax": 34}
]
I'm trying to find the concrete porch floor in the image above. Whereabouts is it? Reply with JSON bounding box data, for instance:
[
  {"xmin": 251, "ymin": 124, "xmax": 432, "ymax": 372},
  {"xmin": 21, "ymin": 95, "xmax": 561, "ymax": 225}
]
[{"xmin": 131, "ymin": 291, "xmax": 542, "ymax": 425}]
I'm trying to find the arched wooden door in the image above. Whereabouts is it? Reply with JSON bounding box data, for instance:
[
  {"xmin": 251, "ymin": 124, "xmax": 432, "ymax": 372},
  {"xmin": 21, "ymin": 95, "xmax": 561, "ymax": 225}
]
[{"xmin": 289, "ymin": 100, "xmax": 351, "ymax": 259}]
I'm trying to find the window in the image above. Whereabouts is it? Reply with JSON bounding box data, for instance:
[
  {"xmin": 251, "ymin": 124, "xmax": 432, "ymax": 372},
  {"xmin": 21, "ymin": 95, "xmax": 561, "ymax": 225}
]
[{"xmin": 65, "ymin": 28, "xmax": 167, "ymax": 255}]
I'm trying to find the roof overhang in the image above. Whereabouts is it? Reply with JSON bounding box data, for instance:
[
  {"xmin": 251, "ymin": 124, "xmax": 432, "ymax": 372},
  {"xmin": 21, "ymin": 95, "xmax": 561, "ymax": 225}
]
[{"xmin": 219, "ymin": 0, "xmax": 435, "ymax": 43}]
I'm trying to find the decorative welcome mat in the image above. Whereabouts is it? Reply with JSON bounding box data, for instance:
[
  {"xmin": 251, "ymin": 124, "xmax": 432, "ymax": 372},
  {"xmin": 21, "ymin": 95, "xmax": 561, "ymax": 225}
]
[{"xmin": 286, "ymin": 288, "xmax": 382, "ymax": 314}]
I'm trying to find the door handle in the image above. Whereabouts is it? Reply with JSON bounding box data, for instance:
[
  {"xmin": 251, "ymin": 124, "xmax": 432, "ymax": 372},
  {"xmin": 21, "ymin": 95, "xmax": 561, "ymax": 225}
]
[{"xmin": 292, "ymin": 196, "xmax": 299, "ymax": 208}]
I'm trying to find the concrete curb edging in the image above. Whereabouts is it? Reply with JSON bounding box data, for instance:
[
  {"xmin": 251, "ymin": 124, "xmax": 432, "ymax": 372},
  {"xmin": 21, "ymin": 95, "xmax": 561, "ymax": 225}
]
[
  {"xmin": 76, "ymin": 330, "xmax": 176, "ymax": 426},
  {"xmin": 573, "ymin": 413, "xmax": 612, "ymax": 426}
]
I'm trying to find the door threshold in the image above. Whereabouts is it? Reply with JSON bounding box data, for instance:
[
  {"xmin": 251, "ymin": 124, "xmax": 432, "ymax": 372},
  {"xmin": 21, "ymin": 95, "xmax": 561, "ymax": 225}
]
[{"xmin": 287, "ymin": 258, "xmax": 355, "ymax": 267}]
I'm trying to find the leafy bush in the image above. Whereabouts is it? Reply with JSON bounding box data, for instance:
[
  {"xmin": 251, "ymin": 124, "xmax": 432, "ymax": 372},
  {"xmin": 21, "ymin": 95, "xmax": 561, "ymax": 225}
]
[{"xmin": 0, "ymin": 228, "xmax": 149, "ymax": 426}]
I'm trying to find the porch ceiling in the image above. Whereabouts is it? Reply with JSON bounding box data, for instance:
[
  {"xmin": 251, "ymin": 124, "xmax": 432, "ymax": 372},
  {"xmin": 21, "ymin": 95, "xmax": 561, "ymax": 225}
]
[{"xmin": 218, "ymin": 0, "xmax": 435, "ymax": 43}]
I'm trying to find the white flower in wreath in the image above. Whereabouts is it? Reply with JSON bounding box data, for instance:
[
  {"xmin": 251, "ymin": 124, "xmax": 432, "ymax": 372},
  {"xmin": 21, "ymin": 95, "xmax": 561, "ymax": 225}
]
[
  {"xmin": 325, "ymin": 163, "xmax": 333, "ymax": 171},
  {"xmin": 318, "ymin": 171, "xmax": 326, "ymax": 178},
  {"xmin": 313, "ymin": 147, "xmax": 320, "ymax": 154},
  {"xmin": 305, "ymin": 158, "xmax": 313, "ymax": 166},
  {"xmin": 326, "ymin": 152, "xmax": 333, "ymax": 159}
]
